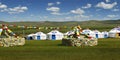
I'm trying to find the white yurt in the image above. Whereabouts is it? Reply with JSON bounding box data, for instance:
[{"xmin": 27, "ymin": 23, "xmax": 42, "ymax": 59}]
[
  {"xmin": 101, "ymin": 31, "xmax": 109, "ymax": 38},
  {"xmin": 64, "ymin": 31, "xmax": 74, "ymax": 38},
  {"xmin": 92, "ymin": 30, "xmax": 103, "ymax": 38},
  {"xmin": 82, "ymin": 29, "xmax": 92, "ymax": 34},
  {"xmin": 64, "ymin": 31, "xmax": 74, "ymax": 36},
  {"xmin": 109, "ymin": 27, "xmax": 120, "ymax": 38},
  {"xmin": 47, "ymin": 30, "xmax": 64, "ymax": 40},
  {"xmin": 82, "ymin": 29, "xmax": 95, "ymax": 38},
  {"xmin": 0, "ymin": 29, "xmax": 3, "ymax": 35},
  {"xmin": 33, "ymin": 32, "xmax": 47, "ymax": 40},
  {"xmin": 26, "ymin": 34, "xmax": 35, "ymax": 40}
]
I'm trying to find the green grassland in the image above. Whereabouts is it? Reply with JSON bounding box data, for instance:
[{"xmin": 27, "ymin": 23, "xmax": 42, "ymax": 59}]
[
  {"xmin": 0, "ymin": 20, "xmax": 120, "ymax": 60},
  {"xmin": 0, "ymin": 38, "xmax": 120, "ymax": 60}
]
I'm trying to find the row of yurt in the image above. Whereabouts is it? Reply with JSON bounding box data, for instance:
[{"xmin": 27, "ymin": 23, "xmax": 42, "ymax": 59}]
[
  {"xmin": 26, "ymin": 27, "xmax": 120, "ymax": 40},
  {"xmin": 82, "ymin": 29, "xmax": 109, "ymax": 38},
  {"xmin": 109, "ymin": 27, "xmax": 120, "ymax": 38},
  {"xmin": 26, "ymin": 30, "xmax": 64, "ymax": 40}
]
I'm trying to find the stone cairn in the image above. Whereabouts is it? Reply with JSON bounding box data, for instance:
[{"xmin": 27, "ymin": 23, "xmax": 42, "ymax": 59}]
[
  {"xmin": 62, "ymin": 35, "xmax": 98, "ymax": 47},
  {"xmin": 0, "ymin": 24, "xmax": 25, "ymax": 47},
  {"xmin": 0, "ymin": 37, "xmax": 25, "ymax": 47}
]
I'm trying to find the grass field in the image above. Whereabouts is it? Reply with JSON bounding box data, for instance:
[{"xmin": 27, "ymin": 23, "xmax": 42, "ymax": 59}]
[{"xmin": 0, "ymin": 38, "xmax": 120, "ymax": 60}]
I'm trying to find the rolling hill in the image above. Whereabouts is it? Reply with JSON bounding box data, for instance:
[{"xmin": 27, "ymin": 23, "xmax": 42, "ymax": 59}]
[
  {"xmin": 0, "ymin": 20, "xmax": 120, "ymax": 35},
  {"xmin": 0, "ymin": 19, "xmax": 120, "ymax": 27}
]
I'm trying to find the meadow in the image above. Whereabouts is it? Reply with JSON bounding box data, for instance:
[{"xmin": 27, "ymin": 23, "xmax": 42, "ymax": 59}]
[
  {"xmin": 0, "ymin": 38, "xmax": 120, "ymax": 60},
  {"xmin": 0, "ymin": 20, "xmax": 120, "ymax": 60}
]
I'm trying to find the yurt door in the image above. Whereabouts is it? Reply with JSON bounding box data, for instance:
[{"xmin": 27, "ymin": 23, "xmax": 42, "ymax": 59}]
[
  {"xmin": 96, "ymin": 34, "xmax": 98, "ymax": 38},
  {"xmin": 104, "ymin": 34, "xmax": 108, "ymax": 38},
  {"xmin": 28, "ymin": 36, "xmax": 33, "ymax": 40},
  {"xmin": 52, "ymin": 35, "xmax": 56, "ymax": 40},
  {"xmin": 37, "ymin": 36, "xmax": 41, "ymax": 40},
  {"xmin": 118, "ymin": 33, "xmax": 120, "ymax": 38},
  {"xmin": 116, "ymin": 33, "xmax": 120, "ymax": 38}
]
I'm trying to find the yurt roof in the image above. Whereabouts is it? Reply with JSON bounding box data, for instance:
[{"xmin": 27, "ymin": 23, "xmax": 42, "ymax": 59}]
[
  {"xmin": 83, "ymin": 29, "xmax": 92, "ymax": 32},
  {"xmin": 27, "ymin": 34, "xmax": 35, "ymax": 36},
  {"xmin": 35, "ymin": 32, "xmax": 46, "ymax": 35},
  {"xmin": 112, "ymin": 27, "xmax": 120, "ymax": 30},
  {"xmin": 102, "ymin": 31, "xmax": 108, "ymax": 33},
  {"xmin": 64, "ymin": 31, "xmax": 74, "ymax": 35},
  {"xmin": 92, "ymin": 30, "xmax": 101, "ymax": 33},
  {"xmin": 47, "ymin": 30, "xmax": 63, "ymax": 35},
  {"xmin": 109, "ymin": 29, "xmax": 120, "ymax": 33},
  {"xmin": 109, "ymin": 27, "xmax": 120, "ymax": 33},
  {"xmin": 82, "ymin": 29, "xmax": 94, "ymax": 34}
]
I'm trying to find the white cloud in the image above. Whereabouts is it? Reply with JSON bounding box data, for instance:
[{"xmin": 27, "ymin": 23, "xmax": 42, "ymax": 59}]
[
  {"xmin": 48, "ymin": 3, "xmax": 54, "ymax": 6},
  {"xmin": 9, "ymin": 6, "xmax": 28, "ymax": 12},
  {"xmin": 0, "ymin": 8, "xmax": 8, "ymax": 12},
  {"xmin": 96, "ymin": 9, "xmax": 101, "ymax": 11},
  {"xmin": 80, "ymin": 15, "xmax": 89, "ymax": 18},
  {"xmin": 48, "ymin": 2, "xmax": 61, "ymax": 6},
  {"xmin": 43, "ymin": 16, "xmax": 48, "ymax": 19},
  {"xmin": 65, "ymin": 15, "xmax": 90, "ymax": 21},
  {"xmin": 51, "ymin": 12, "xmax": 61, "ymax": 15},
  {"xmin": 107, "ymin": 15, "xmax": 118, "ymax": 18},
  {"xmin": 70, "ymin": 8, "xmax": 88, "ymax": 20},
  {"xmin": 71, "ymin": 8, "xmax": 85, "ymax": 15},
  {"xmin": 82, "ymin": 3, "xmax": 92, "ymax": 9},
  {"xmin": 46, "ymin": 7, "xmax": 60, "ymax": 12},
  {"xmin": 74, "ymin": 15, "xmax": 89, "ymax": 19},
  {"xmin": 47, "ymin": 2, "xmax": 62, "ymax": 15},
  {"xmin": 65, "ymin": 17, "xmax": 71, "ymax": 20},
  {"xmin": 112, "ymin": 9, "xmax": 119, "ymax": 11},
  {"xmin": 96, "ymin": 2, "xmax": 117, "ymax": 9},
  {"xmin": 0, "ymin": 2, "xmax": 28, "ymax": 14},
  {"xmin": 8, "ymin": 6, "xmax": 28, "ymax": 14},
  {"xmin": 30, "ymin": 14, "xmax": 34, "ymax": 17},
  {"xmin": 0, "ymin": 3, "xmax": 7, "ymax": 9},
  {"xmin": 46, "ymin": 7, "xmax": 62, "ymax": 15},
  {"xmin": 56, "ymin": 2, "xmax": 61, "ymax": 5},
  {"xmin": 105, "ymin": 0, "xmax": 110, "ymax": 3}
]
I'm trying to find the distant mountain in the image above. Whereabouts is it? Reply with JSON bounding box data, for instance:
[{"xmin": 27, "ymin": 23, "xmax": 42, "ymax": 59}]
[
  {"xmin": 0, "ymin": 21, "xmax": 7, "ymax": 24},
  {"xmin": 0, "ymin": 21, "xmax": 5, "ymax": 23},
  {"xmin": 0, "ymin": 20, "xmax": 120, "ymax": 27}
]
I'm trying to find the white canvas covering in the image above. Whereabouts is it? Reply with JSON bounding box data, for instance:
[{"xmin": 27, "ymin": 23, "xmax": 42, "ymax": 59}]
[
  {"xmin": 64, "ymin": 31, "xmax": 74, "ymax": 36},
  {"xmin": 82, "ymin": 29, "xmax": 93, "ymax": 34},
  {"xmin": 0, "ymin": 29, "xmax": 3, "ymax": 35},
  {"xmin": 33, "ymin": 32, "xmax": 47, "ymax": 40},
  {"xmin": 80, "ymin": 29, "xmax": 108, "ymax": 38},
  {"xmin": 92, "ymin": 30, "xmax": 103, "ymax": 38},
  {"xmin": 109, "ymin": 27, "xmax": 120, "ymax": 38},
  {"xmin": 0, "ymin": 29, "xmax": 3, "ymax": 32},
  {"xmin": 47, "ymin": 30, "xmax": 64, "ymax": 40},
  {"xmin": 26, "ymin": 34, "xmax": 35, "ymax": 40},
  {"xmin": 82, "ymin": 29, "xmax": 96, "ymax": 38},
  {"xmin": 101, "ymin": 31, "xmax": 109, "ymax": 38}
]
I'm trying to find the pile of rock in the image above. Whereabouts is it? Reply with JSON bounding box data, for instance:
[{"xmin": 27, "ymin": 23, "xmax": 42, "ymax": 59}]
[
  {"xmin": 62, "ymin": 36, "xmax": 98, "ymax": 47},
  {"xmin": 0, "ymin": 37, "xmax": 25, "ymax": 47}
]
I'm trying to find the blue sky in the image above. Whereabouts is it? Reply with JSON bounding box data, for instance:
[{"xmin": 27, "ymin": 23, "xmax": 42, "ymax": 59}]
[{"xmin": 0, "ymin": 0, "xmax": 120, "ymax": 22}]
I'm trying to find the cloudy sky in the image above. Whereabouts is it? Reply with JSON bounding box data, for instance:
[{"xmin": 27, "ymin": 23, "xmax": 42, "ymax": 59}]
[{"xmin": 0, "ymin": 0, "xmax": 120, "ymax": 22}]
